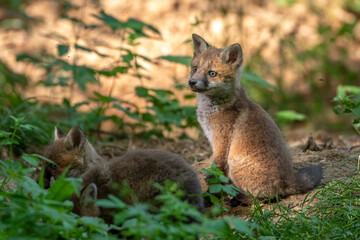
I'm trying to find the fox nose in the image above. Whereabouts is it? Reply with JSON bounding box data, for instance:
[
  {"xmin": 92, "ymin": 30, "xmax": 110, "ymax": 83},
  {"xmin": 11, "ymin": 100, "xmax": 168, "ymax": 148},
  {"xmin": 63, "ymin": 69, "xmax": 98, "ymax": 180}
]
[{"xmin": 188, "ymin": 79, "xmax": 197, "ymax": 87}]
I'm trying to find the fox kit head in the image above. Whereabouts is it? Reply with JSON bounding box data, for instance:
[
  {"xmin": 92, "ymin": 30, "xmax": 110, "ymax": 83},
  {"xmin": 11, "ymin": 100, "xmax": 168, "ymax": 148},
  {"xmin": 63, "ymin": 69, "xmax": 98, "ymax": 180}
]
[
  {"xmin": 189, "ymin": 34, "xmax": 243, "ymax": 96},
  {"xmin": 43, "ymin": 126, "xmax": 87, "ymax": 188}
]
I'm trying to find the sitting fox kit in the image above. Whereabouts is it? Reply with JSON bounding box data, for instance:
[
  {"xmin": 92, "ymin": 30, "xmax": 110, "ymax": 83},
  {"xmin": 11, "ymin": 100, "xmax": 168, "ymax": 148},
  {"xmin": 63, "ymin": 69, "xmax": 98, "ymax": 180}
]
[
  {"xmin": 189, "ymin": 34, "xmax": 322, "ymax": 203},
  {"xmin": 44, "ymin": 126, "xmax": 204, "ymax": 222}
]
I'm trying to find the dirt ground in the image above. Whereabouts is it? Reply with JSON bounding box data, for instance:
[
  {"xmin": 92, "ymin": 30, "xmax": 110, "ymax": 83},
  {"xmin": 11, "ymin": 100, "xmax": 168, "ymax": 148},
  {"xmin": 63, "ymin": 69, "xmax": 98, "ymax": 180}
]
[{"xmin": 94, "ymin": 128, "xmax": 360, "ymax": 218}]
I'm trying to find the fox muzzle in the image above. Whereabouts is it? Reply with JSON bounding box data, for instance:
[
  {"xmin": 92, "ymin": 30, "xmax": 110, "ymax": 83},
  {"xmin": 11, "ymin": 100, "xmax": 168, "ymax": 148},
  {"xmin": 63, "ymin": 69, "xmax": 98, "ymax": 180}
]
[{"xmin": 188, "ymin": 77, "xmax": 209, "ymax": 92}]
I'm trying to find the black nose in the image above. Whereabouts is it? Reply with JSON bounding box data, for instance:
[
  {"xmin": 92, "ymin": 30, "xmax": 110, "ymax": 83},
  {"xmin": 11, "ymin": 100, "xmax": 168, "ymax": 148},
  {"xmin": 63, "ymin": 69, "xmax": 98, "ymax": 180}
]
[{"xmin": 188, "ymin": 79, "xmax": 197, "ymax": 86}]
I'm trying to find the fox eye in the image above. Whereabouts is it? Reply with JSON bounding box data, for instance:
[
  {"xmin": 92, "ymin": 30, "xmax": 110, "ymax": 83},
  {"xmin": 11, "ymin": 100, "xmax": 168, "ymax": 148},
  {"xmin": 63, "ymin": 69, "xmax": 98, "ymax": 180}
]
[
  {"xmin": 50, "ymin": 163, "xmax": 58, "ymax": 170},
  {"xmin": 193, "ymin": 66, "xmax": 197, "ymax": 72},
  {"xmin": 209, "ymin": 71, "xmax": 217, "ymax": 77}
]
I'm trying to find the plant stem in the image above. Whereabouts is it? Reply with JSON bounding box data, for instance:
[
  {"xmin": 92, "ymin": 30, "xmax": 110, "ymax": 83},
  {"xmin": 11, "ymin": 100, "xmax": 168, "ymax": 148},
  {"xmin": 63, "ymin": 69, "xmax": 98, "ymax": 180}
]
[{"xmin": 9, "ymin": 124, "xmax": 19, "ymax": 160}]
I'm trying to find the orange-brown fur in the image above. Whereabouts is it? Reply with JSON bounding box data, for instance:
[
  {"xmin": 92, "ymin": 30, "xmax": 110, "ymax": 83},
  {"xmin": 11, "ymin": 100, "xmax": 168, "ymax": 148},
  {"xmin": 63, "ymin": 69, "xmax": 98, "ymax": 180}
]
[
  {"xmin": 189, "ymin": 34, "xmax": 322, "ymax": 204},
  {"xmin": 43, "ymin": 126, "xmax": 204, "ymax": 223},
  {"xmin": 43, "ymin": 126, "xmax": 103, "ymax": 188}
]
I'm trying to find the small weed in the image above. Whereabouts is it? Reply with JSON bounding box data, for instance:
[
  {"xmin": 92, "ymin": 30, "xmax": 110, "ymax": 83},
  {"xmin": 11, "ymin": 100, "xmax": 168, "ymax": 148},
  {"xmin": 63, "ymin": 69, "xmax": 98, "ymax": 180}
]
[
  {"xmin": 202, "ymin": 163, "xmax": 241, "ymax": 216},
  {"xmin": 333, "ymin": 85, "xmax": 360, "ymax": 134}
]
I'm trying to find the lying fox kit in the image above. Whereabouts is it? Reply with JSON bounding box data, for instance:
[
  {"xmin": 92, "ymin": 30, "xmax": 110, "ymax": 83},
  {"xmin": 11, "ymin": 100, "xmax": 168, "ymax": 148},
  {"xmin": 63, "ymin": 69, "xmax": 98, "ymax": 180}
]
[
  {"xmin": 43, "ymin": 126, "xmax": 104, "ymax": 188},
  {"xmin": 43, "ymin": 126, "xmax": 204, "ymax": 222},
  {"xmin": 189, "ymin": 34, "xmax": 322, "ymax": 204},
  {"xmin": 72, "ymin": 149, "xmax": 204, "ymax": 223}
]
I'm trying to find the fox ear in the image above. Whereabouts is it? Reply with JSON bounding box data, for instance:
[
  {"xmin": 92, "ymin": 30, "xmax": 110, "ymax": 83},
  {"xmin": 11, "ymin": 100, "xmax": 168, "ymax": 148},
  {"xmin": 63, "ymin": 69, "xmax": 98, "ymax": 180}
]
[
  {"xmin": 54, "ymin": 126, "xmax": 65, "ymax": 140},
  {"xmin": 79, "ymin": 183, "xmax": 100, "ymax": 217},
  {"xmin": 192, "ymin": 34, "xmax": 209, "ymax": 56},
  {"xmin": 220, "ymin": 43, "xmax": 243, "ymax": 66},
  {"xmin": 64, "ymin": 126, "xmax": 86, "ymax": 150},
  {"xmin": 80, "ymin": 183, "xmax": 98, "ymax": 204}
]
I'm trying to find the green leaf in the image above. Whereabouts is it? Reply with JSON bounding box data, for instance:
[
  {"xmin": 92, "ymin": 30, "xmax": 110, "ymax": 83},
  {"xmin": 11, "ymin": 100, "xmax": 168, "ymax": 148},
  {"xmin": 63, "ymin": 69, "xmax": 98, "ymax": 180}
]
[
  {"xmin": 57, "ymin": 44, "xmax": 69, "ymax": 56},
  {"xmin": 74, "ymin": 44, "xmax": 92, "ymax": 52},
  {"xmin": 93, "ymin": 10, "xmax": 125, "ymax": 30},
  {"xmin": 203, "ymin": 219, "xmax": 232, "ymax": 236},
  {"xmin": 219, "ymin": 175, "xmax": 230, "ymax": 183},
  {"xmin": 93, "ymin": 91, "xmax": 117, "ymax": 103},
  {"xmin": 126, "ymin": 18, "xmax": 160, "ymax": 35},
  {"xmin": 10, "ymin": 115, "xmax": 24, "ymax": 124},
  {"xmin": 16, "ymin": 53, "xmax": 42, "ymax": 63},
  {"xmin": 242, "ymin": 71, "xmax": 277, "ymax": 89},
  {"xmin": 276, "ymin": 110, "xmax": 306, "ymax": 122},
  {"xmin": 226, "ymin": 216, "xmax": 253, "ymax": 237},
  {"xmin": 97, "ymin": 66, "xmax": 129, "ymax": 76},
  {"xmin": 333, "ymin": 105, "xmax": 343, "ymax": 115},
  {"xmin": 209, "ymin": 184, "xmax": 223, "ymax": 194},
  {"xmin": 78, "ymin": 216, "xmax": 109, "ymax": 227},
  {"xmin": 222, "ymin": 185, "xmax": 240, "ymax": 196},
  {"xmin": 1, "ymin": 138, "xmax": 19, "ymax": 146},
  {"xmin": 151, "ymin": 88, "xmax": 173, "ymax": 97},
  {"xmin": 122, "ymin": 53, "xmax": 134, "ymax": 63},
  {"xmin": 95, "ymin": 199, "xmax": 120, "ymax": 208},
  {"xmin": 22, "ymin": 153, "xmax": 39, "ymax": 167},
  {"xmin": 73, "ymin": 65, "xmax": 98, "ymax": 90},
  {"xmin": 93, "ymin": 11, "xmax": 159, "ymax": 36},
  {"xmin": 32, "ymin": 153, "xmax": 56, "ymax": 164},
  {"xmin": 353, "ymin": 119, "xmax": 360, "ymax": 134},
  {"xmin": 159, "ymin": 55, "xmax": 192, "ymax": 66},
  {"xmin": 74, "ymin": 44, "xmax": 108, "ymax": 57},
  {"xmin": 337, "ymin": 22, "xmax": 356, "ymax": 36},
  {"xmin": 191, "ymin": 16, "xmax": 204, "ymax": 26},
  {"xmin": 113, "ymin": 104, "xmax": 140, "ymax": 120},
  {"xmin": 333, "ymin": 96, "xmax": 341, "ymax": 101},
  {"xmin": 97, "ymin": 195, "xmax": 127, "ymax": 209},
  {"xmin": 184, "ymin": 94, "xmax": 196, "ymax": 99},
  {"xmin": 20, "ymin": 123, "xmax": 36, "ymax": 130},
  {"xmin": 0, "ymin": 131, "xmax": 12, "ymax": 138},
  {"xmin": 135, "ymin": 87, "xmax": 149, "ymax": 97},
  {"xmin": 46, "ymin": 177, "xmax": 82, "ymax": 201},
  {"xmin": 336, "ymin": 85, "xmax": 360, "ymax": 98}
]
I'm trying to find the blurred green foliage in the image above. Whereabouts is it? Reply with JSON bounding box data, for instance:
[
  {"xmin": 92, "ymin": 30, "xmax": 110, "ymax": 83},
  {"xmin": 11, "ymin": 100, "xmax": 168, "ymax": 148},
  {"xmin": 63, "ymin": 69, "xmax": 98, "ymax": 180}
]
[
  {"xmin": 0, "ymin": 0, "xmax": 201, "ymax": 152},
  {"xmin": 245, "ymin": 0, "xmax": 360, "ymax": 131},
  {"xmin": 0, "ymin": 0, "xmax": 283, "ymax": 154},
  {"xmin": 0, "ymin": 0, "xmax": 359, "ymax": 156},
  {"xmin": 333, "ymin": 85, "xmax": 360, "ymax": 134}
]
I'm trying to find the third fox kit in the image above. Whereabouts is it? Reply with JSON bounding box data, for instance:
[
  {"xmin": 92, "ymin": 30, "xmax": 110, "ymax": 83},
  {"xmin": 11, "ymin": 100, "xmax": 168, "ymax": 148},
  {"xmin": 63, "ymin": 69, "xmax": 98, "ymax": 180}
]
[{"xmin": 189, "ymin": 34, "xmax": 322, "ymax": 203}]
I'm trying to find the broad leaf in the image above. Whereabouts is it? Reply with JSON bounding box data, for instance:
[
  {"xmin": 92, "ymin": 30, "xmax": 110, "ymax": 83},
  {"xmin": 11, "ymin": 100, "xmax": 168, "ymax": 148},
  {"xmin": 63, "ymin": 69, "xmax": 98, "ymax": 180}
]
[
  {"xmin": 135, "ymin": 87, "xmax": 149, "ymax": 97},
  {"xmin": 276, "ymin": 110, "xmax": 306, "ymax": 122},
  {"xmin": 46, "ymin": 177, "xmax": 82, "ymax": 201},
  {"xmin": 22, "ymin": 153, "xmax": 39, "ymax": 167},
  {"xmin": 159, "ymin": 55, "xmax": 192, "ymax": 67},
  {"xmin": 93, "ymin": 91, "xmax": 117, "ymax": 103},
  {"xmin": 226, "ymin": 216, "xmax": 253, "ymax": 237},
  {"xmin": 57, "ymin": 44, "xmax": 69, "ymax": 57},
  {"xmin": 242, "ymin": 71, "xmax": 277, "ymax": 89}
]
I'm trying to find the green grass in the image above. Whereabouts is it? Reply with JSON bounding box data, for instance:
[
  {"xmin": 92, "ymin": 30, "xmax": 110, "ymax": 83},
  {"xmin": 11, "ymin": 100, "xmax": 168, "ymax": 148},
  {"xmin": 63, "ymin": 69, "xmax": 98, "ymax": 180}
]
[{"xmin": 248, "ymin": 175, "xmax": 360, "ymax": 240}]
